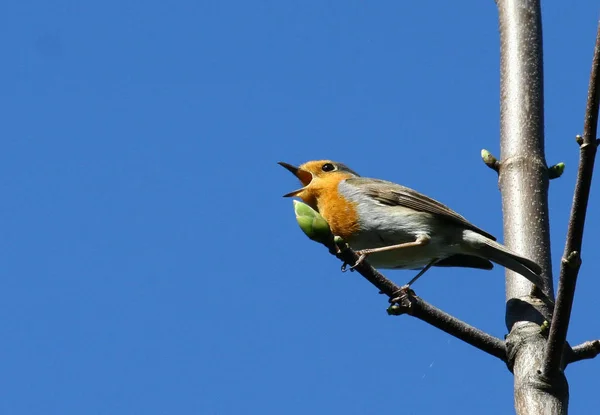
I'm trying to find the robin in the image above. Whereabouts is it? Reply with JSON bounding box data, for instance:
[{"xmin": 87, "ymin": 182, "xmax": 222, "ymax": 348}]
[{"xmin": 278, "ymin": 159, "xmax": 543, "ymax": 289}]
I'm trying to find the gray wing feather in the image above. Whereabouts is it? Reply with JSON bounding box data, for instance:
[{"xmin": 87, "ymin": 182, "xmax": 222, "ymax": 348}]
[{"xmin": 346, "ymin": 177, "xmax": 497, "ymax": 241}]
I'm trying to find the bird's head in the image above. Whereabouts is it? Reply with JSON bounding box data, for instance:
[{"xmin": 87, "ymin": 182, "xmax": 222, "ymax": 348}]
[{"xmin": 278, "ymin": 160, "xmax": 359, "ymax": 207}]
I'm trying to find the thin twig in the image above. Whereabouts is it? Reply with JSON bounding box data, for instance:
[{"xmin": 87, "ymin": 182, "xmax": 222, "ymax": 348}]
[
  {"xmin": 389, "ymin": 291, "xmax": 507, "ymax": 361},
  {"xmin": 542, "ymin": 21, "xmax": 600, "ymax": 379},
  {"xmin": 567, "ymin": 340, "xmax": 600, "ymax": 364},
  {"xmin": 329, "ymin": 242, "xmax": 507, "ymax": 361}
]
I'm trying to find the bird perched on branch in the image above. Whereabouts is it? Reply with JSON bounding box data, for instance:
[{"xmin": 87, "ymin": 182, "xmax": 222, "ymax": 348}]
[{"xmin": 279, "ymin": 159, "xmax": 543, "ymax": 289}]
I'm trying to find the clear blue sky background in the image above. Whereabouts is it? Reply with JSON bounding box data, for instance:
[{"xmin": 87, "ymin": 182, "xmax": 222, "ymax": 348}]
[{"xmin": 1, "ymin": 1, "xmax": 599, "ymax": 414}]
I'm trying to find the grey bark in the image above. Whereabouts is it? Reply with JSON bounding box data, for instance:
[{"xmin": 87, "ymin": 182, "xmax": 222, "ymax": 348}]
[{"xmin": 496, "ymin": 0, "xmax": 568, "ymax": 413}]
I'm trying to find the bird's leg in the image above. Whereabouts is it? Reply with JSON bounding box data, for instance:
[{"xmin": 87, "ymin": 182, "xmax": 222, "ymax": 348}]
[
  {"xmin": 350, "ymin": 235, "xmax": 431, "ymax": 269},
  {"xmin": 404, "ymin": 259, "xmax": 436, "ymax": 287},
  {"xmin": 389, "ymin": 258, "xmax": 437, "ymax": 303}
]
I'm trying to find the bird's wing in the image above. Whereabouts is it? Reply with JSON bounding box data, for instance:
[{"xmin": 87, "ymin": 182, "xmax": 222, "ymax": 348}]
[{"xmin": 345, "ymin": 177, "xmax": 497, "ymax": 241}]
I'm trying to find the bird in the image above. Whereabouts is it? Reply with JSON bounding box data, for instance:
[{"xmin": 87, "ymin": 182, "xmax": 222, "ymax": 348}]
[{"xmin": 278, "ymin": 159, "xmax": 543, "ymax": 289}]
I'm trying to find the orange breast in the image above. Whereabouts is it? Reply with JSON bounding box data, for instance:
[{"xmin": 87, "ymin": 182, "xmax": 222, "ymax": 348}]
[{"xmin": 303, "ymin": 173, "xmax": 360, "ymax": 240}]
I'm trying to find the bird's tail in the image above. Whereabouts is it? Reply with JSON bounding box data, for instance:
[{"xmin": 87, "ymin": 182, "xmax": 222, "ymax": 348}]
[{"xmin": 462, "ymin": 230, "xmax": 543, "ymax": 289}]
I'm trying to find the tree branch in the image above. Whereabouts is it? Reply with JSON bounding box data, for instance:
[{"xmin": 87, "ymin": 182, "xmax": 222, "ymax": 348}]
[
  {"xmin": 542, "ymin": 20, "xmax": 600, "ymax": 380},
  {"xmin": 328, "ymin": 241, "xmax": 507, "ymax": 362},
  {"xmin": 567, "ymin": 340, "xmax": 600, "ymax": 364},
  {"xmin": 388, "ymin": 290, "xmax": 507, "ymax": 361}
]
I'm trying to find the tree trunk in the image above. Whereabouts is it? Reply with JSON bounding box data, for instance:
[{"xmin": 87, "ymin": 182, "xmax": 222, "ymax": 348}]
[{"xmin": 496, "ymin": 0, "xmax": 568, "ymax": 413}]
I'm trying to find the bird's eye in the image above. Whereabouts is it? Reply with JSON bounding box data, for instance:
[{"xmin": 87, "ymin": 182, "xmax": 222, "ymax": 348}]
[{"xmin": 321, "ymin": 163, "xmax": 335, "ymax": 172}]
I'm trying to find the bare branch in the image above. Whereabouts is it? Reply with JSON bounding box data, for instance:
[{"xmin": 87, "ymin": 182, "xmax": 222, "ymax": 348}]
[
  {"xmin": 326, "ymin": 240, "xmax": 507, "ymax": 361},
  {"xmin": 542, "ymin": 20, "xmax": 600, "ymax": 379},
  {"xmin": 388, "ymin": 290, "xmax": 507, "ymax": 362},
  {"xmin": 567, "ymin": 340, "xmax": 600, "ymax": 364}
]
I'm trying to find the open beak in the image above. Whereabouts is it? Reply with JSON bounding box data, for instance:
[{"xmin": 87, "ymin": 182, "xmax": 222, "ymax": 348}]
[{"xmin": 278, "ymin": 162, "xmax": 313, "ymax": 197}]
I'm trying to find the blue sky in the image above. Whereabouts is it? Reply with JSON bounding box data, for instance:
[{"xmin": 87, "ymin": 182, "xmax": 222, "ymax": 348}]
[{"xmin": 1, "ymin": 1, "xmax": 599, "ymax": 413}]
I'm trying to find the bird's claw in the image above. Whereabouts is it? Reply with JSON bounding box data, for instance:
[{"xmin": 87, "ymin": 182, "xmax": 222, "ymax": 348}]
[
  {"xmin": 350, "ymin": 253, "xmax": 367, "ymax": 269},
  {"xmin": 341, "ymin": 253, "xmax": 367, "ymax": 272},
  {"xmin": 389, "ymin": 285, "xmax": 412, "ymax": 304}
]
